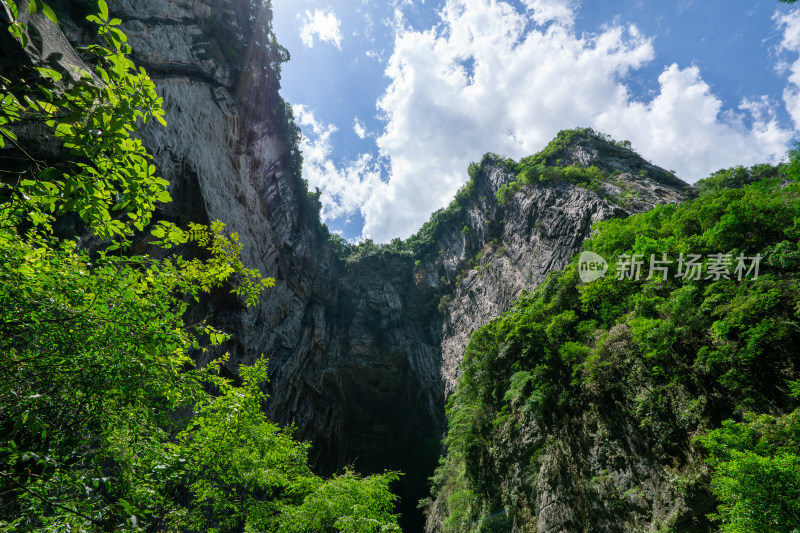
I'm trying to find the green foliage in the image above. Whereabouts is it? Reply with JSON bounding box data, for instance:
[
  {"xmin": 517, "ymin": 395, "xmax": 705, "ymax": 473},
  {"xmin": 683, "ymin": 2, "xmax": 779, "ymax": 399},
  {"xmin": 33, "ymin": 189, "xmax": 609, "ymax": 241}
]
[
  {"xmin": 515, "ymin": 127, "xmax": 628, "ymax": 179},
  {"xmin": 696, "ymin": 163, "xmax": 782, "ymax": 194},
  {"xmin": 277, "ymin": 470, "xmax": 402, "ymax": 533},
  {"xmin": 0, "ymin": 3, "xmax": 401, "ymax": 531},
  {"xmin": 697, "ymin": 409, "xmax": 800, "ymax": 532},
  {"xmin": 495, "ymin": 181, "xmax": 521, "ymax": 205},
  {"xmin": 429, "ymin": 155, "xmax": 800, "ymax": 529},
  {"xmin": 517, "ymin": 163, "xmax": 606, "ymax": 186},
  {"xmin": 786, "ymin": 142, "xmax": 800, "ymax": 181},
  {"xmin": 0, "ymin": 240, "xmax": 400, "ymax": 530},
  {"xmin": 438, "ymin": 294, "xmax": 453, "ymax": 313},
  {"xmin": 2, "ymin": 0, "xmax": 168, "ymax": 240},
  {"xmin": 326, "ymin": 230, "xmax": 350, "ymax": 258},
  {"xmin": 332, "ymin": 129, "xmax": 616, "ymax": 266}
]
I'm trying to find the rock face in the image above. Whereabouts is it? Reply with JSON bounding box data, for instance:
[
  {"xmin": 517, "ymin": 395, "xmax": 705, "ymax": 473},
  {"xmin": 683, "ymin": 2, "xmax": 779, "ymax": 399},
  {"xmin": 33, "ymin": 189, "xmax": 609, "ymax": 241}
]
[
  {"xmin": 438, "ymin": 144, "xmax": 688, "ymax": 395},
  {"xmin": 1, "ymin": 2, "xmax": 691, "ymax": 529}
]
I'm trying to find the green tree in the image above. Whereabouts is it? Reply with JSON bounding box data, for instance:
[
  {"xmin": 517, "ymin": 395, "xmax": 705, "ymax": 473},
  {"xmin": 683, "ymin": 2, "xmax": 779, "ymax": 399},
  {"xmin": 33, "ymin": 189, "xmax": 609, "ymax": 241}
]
[
  {"xmin": 697, "ymin": 403, "xmax": 800, "ymax": 532},
  {"xmin": 0, "ymin": 1, "xmax": 402, "ymax": 531},
  {"xmin": 1, "ymin": 0, "xmax": 169, "ymax": 240}
]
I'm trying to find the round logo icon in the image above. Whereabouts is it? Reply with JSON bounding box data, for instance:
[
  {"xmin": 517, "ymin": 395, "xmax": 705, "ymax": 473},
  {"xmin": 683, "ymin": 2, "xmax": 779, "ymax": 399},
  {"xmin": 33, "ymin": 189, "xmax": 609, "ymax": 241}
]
[{"xmin": 578, "ymin": 251, "xmax": 608, "ymax": 282}]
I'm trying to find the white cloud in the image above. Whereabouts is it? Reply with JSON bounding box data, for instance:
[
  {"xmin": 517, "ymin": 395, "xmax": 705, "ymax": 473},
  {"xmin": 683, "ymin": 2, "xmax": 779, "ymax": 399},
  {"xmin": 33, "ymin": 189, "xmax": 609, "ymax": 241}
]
[
  {"xmin": 358, "ymin": 8, "xmax": 376, "ymax": 44},
  {"xmin": 776, "ymin": 8, "xmax": 800, "ymax": 128},
  {"xmin": 593, "ymin": 64, "xmax": 791, "ymax": 179},
  {"xmin": 308, "ymin": 0, "xmax": 796, "ymax": 242},
  {"xmin": 293, "ymin": 105, "xmax": 382, "ymax": 221},
  {"xmin": 366, "ymin": 49, "xmax": 384, "ymax": 62},
  {"xmin": 361, "ymin": 0, "xmax": 794, "ymax": 241},
  {"xmin": 299, "ymin": 9, "xmax": 343, "ymax": 50},
  {"xmin": 353, "ymin": 117, "xmax": 368, "ymax": 139},
  {"xmin": 521, "ymin": 0, "xmax": 574, "ymax": 25}
]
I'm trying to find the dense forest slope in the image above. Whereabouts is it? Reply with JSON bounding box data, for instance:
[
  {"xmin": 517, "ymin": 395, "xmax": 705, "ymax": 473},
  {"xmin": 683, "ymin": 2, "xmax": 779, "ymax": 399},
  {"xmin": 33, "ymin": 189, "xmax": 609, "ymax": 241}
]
[{"xmin": 424, "ymin": 164, "xmax": 800, "ymax": 531}]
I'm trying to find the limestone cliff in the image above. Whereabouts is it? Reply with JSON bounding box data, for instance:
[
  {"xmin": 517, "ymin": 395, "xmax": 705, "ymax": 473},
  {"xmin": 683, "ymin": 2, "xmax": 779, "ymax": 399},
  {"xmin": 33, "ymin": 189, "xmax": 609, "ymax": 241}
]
[{"xmin": 1, "ymin": 2, "xmax": 691, "ymax": 529}]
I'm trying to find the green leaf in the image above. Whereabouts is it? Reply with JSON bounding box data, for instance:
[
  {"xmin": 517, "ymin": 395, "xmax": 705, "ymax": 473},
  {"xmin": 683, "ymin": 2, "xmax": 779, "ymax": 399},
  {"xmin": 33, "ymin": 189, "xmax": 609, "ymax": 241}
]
[
  {"xmin": 98, "ymin": 0, "xmax": 109, "ymax": 22},
  {"xmin": 34, "ymin": 99, "xmax": 55, "ymax": 113},
  {"xmin": 151, "ymin": 224, "xmax": 167, "ymax": 239},
  {"xmin": 23, "ymin": 95, "xmax": 39, "ymax": 110},
  {"xmin": 789, "ymin": 379, "xmax": 800, "ymax": 397},
  {"xmin": 40, "ymin": 2, "xmax": 58, "ymax": 25},
  {"xmin": 118, "ymin": 498, "xmax": 134, "ymax": 515},
  {"xmin": 33, "ymin": 66, "xmax": 62, "ymax": 81},
  {"xmin": 37, "ymin": 167, "xmax": 62, "ymax": 182},
  {"xmin": 8, "ymin": 22, "xmax": 28, "ymax": 48},
  {"xmin": 95, "ymin": 66, "xmax": 110, "ymax": 82},
  {"xmin": 0, "ymin": 127, "xmax": 17, "ymax": 145}
]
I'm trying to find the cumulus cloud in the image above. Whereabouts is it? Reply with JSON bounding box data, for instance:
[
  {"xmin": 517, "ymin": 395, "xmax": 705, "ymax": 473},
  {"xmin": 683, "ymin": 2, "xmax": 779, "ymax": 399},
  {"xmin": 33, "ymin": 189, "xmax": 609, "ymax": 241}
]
[
  {"xmin": 776, "ymin": 8, "xmax": 800, "ymax": 128},
  {"xmin": 293, "ymin": 105, "xmax": 382, "ymax": 221},
  {"xmin": 592, "ymin": 64, "xmax": 792, "ymax": 179},
  {"xmin": 353, "ymin": 117, "xmax": 368, "ymax": 139},
  {"xmin": 299, "ymin": 9, "xmax": 343, "ymax": 50},
  {"xmin": 306, "ymin": 0, "xmax": 796, "ymax": 242},
  {"xmin": 521, "ymin": 0, "xmax": 575, "ymax": 25},
  {"xmin": 363, "ymin": 0, "xmax": 795, "ymax": 241}
]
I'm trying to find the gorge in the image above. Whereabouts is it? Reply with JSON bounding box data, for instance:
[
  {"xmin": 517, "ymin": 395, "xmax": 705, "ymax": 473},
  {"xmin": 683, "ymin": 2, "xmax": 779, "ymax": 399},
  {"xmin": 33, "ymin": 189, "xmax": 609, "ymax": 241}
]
[{"xmin": 3, "ymin": 1, "xmax": 800, "ymax": 532}]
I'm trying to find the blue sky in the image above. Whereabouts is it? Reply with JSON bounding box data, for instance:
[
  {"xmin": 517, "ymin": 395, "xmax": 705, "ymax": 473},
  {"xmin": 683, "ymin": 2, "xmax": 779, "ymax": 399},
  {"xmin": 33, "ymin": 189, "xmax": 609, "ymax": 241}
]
[{"xmin": 272, "ymin": 0, "xmax": 800, "ymax": 242}]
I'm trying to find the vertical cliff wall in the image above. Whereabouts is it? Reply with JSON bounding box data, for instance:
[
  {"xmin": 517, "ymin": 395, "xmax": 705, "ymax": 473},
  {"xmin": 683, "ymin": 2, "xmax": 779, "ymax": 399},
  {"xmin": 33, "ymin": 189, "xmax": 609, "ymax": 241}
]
[{"xmin": 1, "ymin": 3, "xmax": 691, "ymax": 529}]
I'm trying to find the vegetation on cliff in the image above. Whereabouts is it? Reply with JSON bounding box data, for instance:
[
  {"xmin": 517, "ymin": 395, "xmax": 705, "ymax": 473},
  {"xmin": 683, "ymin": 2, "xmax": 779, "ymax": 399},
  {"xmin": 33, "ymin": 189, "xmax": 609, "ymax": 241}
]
[
  {"xmin": 324, "ymin": 154, "xmax": 499, "ymax": 263},
  {"xmin": 426, "ymin": 158, "xmax": 800, "ymax": 530},
  {"xmin": 0, "ymin": 2, "xmax": 400, "ymax": 531},
  {"xmin": 330, "ymin": 128, "xmax": 655, "ymax": 265}
]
